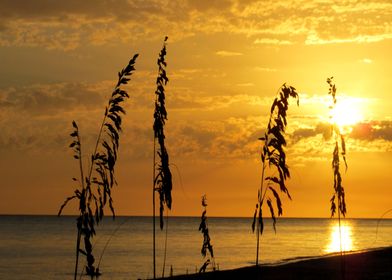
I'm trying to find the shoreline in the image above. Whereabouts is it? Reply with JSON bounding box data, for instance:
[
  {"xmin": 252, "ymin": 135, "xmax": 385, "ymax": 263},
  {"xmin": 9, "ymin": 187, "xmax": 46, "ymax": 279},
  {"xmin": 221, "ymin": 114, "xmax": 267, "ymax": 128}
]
[{"xmin": 153, "ymin": 246, "xmax": 392, "ymax": 280}]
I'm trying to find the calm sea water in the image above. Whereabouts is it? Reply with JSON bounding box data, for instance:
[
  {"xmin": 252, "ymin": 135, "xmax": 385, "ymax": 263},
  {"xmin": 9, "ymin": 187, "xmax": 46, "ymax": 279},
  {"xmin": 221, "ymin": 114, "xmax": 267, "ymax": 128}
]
[{"xmin": 0, "ymin": 216, "xmax": 391, "ymax": 280}]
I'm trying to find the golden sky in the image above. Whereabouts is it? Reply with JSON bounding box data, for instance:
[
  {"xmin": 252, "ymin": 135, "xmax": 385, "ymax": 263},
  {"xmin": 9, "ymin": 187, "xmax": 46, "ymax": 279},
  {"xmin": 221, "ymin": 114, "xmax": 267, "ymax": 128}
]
[{"xmin": 0, "ymin": 0, "xmax": 391, "ymax": 218}]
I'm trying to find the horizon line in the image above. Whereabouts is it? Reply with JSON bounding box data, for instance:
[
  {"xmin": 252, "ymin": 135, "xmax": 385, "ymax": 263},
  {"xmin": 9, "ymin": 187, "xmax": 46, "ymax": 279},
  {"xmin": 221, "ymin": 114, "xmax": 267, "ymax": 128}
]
[{"xmin": 0, "ymin": 213, "xmax": 390, "ymax": 220}]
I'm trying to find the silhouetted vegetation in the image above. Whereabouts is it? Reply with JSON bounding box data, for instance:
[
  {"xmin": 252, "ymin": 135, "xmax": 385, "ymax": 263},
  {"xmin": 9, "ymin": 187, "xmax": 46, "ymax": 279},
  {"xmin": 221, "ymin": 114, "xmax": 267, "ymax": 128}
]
[
  {"xmin": 152, "ymin": 36, "xmax": 172, "ymax": 279},
  {"xmin": 58, "ymin": 54, "xmax": 138, "ymax": 279},
  {"xmin": 199, "ymin": 195, "xmax": 215, "ymax": 273},
  {"xmin": 327, "ymin": 77, "xmax": 348, "ymax": 278},
  {"xmin": 51, "ymin": 38, "xmax": 364, "ymax": 280},
  {"xmin": 327, "ymin": 77, "xmax": 347, "ymax": 219},
  {"xmin": 252, "ymin": 84, "xmax": 299, "ymax": 266}
]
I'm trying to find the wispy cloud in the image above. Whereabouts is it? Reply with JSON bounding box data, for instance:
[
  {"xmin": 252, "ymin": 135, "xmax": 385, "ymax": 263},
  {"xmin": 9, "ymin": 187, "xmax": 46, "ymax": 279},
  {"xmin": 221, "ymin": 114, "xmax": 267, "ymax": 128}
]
[
  {"xmin": 305, "ymin": 33, "xmax": 392, "ymax": 45},
  {"xmin": 168, "ymin": 116, "xmax": 262, "ymax": 159},
  {"xmin": 253, "ymin": 38, "xmax": 292, "ymax": 45},
  {"xmin": 361, "ymin": 58, "xmax": 373, "ymax": 64},
  {"xmin": 4, "ymin": 78, "xmax": 386, "ymax": 160},
  {"xmin": 236, "ymin": 83, "xmax": 254, "ymax": 87},
  {"xmin": 280, "ymin": 120, "xmax": 392, "ymax": 165},
  {"xmin": 253, "ymin": 66, "xmax": 277, "ymax": 72},
  {"xmin": 350, "ymin": 121, "xmax": 392, "ymax": 142},
  {"xmin": 0, "ymin": 80, "xmax": 269, "ymax": 157},
  {"xmin": 1, "ymin": 0, "xmax": 390, "ymax": 50},
  {"xmin": 215, "ymin": 50, "xmax": 243, "ymax": 57},
  {"xmin": 0, "ymin": 82, "xmax": 111, "ymax": 115},
  {"xmin": 289, "ymin": 120, "xmax": 392, "ymax": 158},
  {"xmin": 291, "ymin": 122, "xmax": 332, "ymax": 143}
]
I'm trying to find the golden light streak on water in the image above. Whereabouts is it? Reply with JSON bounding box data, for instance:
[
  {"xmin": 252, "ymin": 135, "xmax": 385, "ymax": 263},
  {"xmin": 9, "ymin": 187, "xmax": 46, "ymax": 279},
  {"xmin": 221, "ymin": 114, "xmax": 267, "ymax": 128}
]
[{"xmin": 325, "ymin": 222, "xmax": 355, "ymax": 253}]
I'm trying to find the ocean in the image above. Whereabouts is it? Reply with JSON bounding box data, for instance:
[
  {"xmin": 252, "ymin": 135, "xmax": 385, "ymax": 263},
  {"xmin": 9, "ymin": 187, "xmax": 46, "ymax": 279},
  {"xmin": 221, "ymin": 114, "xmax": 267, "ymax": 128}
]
[{"xmin": 0, "ymin": 216, "xmax": 391, "ymax": 279}]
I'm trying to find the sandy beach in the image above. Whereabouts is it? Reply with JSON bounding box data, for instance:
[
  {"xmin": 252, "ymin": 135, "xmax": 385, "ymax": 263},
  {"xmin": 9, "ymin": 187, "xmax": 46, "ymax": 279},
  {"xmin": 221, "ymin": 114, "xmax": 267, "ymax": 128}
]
[{"xmin": 157, "ymin": 246, "xmax": 392, "ymax": 280}]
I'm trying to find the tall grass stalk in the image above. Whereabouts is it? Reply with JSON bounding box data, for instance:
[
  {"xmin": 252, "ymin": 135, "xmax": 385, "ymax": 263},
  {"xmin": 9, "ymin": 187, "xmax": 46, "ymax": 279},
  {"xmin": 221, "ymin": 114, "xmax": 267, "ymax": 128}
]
[
  {"xmin": 199, "ymin": 195, "xmax": 215, "ymax": 273},
  {"xmin": 58, "ymin": 54, "xmax": 138, "ymax": 279},
  {"xmin": 327, "ymin": 77, "xmax": 347, "ymax": 220},
  {"xmin": 252, "ymin": 84, "xmax": 299, "ymax": 266},
  {"xmin": 152, "ymin": 36, "xmax": 172, "ymax": 279},
  {"xmin": 327, "ymin": 77, "xmax": 348, "ymax": 278}
]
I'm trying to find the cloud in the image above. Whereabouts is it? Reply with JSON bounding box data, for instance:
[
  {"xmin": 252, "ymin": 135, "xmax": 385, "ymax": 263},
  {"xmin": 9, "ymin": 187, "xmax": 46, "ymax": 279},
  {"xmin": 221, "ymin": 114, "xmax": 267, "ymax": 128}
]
[
  {"xmin": 215, "ymin": 50, "xmax": 243, "ymax": 57},
  {"xmin": 167, "ymin": 116, "xmax": 262, "ymax": 160},
  {"xmin": 253, "ymin": 66, "xmax": 277, "ymax": 72},
  {"xmin": 0, "ymin": 80, "xmax": 143, "ymax": 154},
  {"xmin": 1, "ymin": 0, "xmax": 391, "ymax": 50},
  {"xmin": 253, "ymin": 38, "xmax": 292, "ymax": 45},
  {"xmin": 350, "ymin": 121, "xmax": 392, "ymax": 142},
  {"xmin": 168, "ymin": 91, "xmax": 271, "ymax": 111},
  {"xmin": 236, "ymin": 83, "xmax": 254, "ymax": 87},
  {"xmin": 0, "ymin": 82, "xmax": 112, "ymax": 115},
  {"xmin": 1, "ymin": 78, "xmax": 390, "ymax": 162},
  {"xmin": 0, "ymin": 78, "xmax": 272, "ymax": 158},
  {"xmin": 187, "ymin": 0, "xmax": 233, "ymax": 12},
  {"xmin": 305, "ymin": 33, "xmax": 392, "ymax": 45},
  {"xmin": 287, "ymin": 120, "xmax": 392, "ymax": 163},
  {"xmin": 291, "ymin": 120, "xmax": 392, "ymax": 143},
  {"xmin": 291, "ymin": 122, "xmax": 332, "ymax": 142},
  {"xmin": 361, "ymin": 58, "xmax": 373, "ymax": 64},
  {"xmin": 0, "ymin": 0, "xmax": 183, "ymax": 50}
]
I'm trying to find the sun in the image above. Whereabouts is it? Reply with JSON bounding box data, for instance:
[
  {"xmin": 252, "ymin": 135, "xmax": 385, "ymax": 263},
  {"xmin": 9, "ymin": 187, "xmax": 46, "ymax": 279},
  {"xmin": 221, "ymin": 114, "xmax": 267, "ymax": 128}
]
[{"xmin": 330, "ymin": 97, "xmax": 364, "ymax": 128}]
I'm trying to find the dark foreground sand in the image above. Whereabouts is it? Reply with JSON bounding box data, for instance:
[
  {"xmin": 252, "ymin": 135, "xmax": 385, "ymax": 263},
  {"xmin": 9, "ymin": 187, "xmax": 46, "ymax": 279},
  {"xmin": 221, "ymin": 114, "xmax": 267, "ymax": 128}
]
[{"xmin": 155, "ymin": 246, "xmax": 392, "ymax": 280}]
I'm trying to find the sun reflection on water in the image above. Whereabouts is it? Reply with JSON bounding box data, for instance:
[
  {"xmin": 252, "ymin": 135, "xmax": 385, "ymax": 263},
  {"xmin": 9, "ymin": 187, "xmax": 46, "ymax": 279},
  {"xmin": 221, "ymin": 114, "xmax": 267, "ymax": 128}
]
[{"xmin": 325, "ymin": 222, "xmax": 355, "ymax": 253}]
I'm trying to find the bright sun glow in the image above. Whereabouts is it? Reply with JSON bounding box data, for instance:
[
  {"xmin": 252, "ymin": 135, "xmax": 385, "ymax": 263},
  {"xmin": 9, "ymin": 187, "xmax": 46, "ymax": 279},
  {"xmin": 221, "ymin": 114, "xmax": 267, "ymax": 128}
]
[
  {"xmin": 325, "ymin": 223, "xmax": 355, "ymax": 253},
  {"xmin": 330, "ymin": 98, "xmax": 364, "ymax": 128}
]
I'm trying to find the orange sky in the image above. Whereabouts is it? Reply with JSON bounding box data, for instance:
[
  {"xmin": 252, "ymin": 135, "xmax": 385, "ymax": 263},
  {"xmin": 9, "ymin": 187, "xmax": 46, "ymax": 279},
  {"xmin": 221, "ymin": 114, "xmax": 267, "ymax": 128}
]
[{"xmin": 0, "ymin": 0, "xmax": 391, "ymax": 218}]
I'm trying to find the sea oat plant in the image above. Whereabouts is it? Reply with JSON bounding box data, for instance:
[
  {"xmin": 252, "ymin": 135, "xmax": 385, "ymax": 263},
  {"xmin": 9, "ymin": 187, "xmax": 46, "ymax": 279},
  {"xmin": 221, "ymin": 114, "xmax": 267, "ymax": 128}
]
[
  {"xmin": 252, "ymin": 84, "xmax": 299, "ymax": 266},
  {"xmin": 152, "ymin": 36, "xmax": 173, "ymax": 279},
  {"xmin": 199, "ymin": 195, "xmax": 215, "ymax": 273},
  {"xmin": 58, "ymin": 54, "xmax": 138, "ymax": 279},
  {"xmin": 327, "ymin": 77, "xmax": 347, "ymax": 220},
  {"xmin": 327, "ymin": 77, "xmax": 348, "ymax": 276}
]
